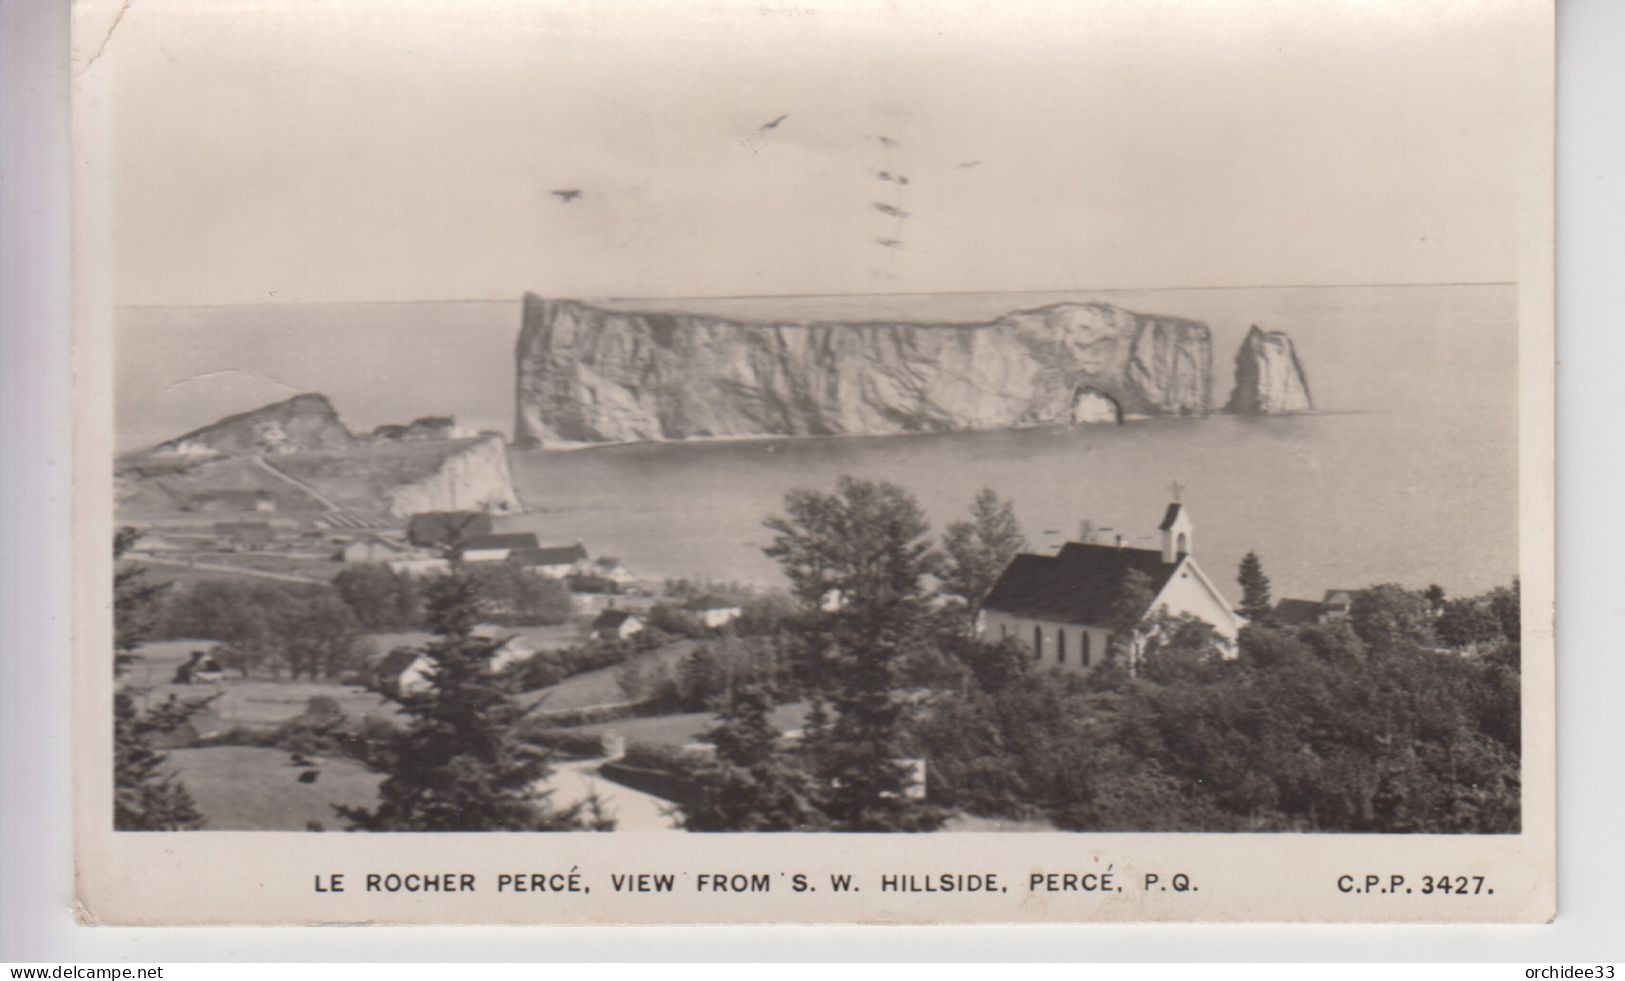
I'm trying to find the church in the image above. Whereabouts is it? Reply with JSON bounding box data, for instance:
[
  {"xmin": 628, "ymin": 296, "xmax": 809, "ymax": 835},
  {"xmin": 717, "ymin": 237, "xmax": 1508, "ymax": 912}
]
[{"xmin": 977, "ymin": 503, "xmax": 1243, "ymax": 672}]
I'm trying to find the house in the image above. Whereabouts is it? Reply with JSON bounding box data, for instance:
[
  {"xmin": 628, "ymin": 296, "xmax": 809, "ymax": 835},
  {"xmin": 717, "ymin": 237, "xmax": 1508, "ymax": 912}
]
[
  {"xmin": 341, "ymin": 534, "xmax": 413, "ymax": 564},
  {"xmin": 454, "ymin": 532, "xmax": 541, "ymax": 563},
  {"xmin": 1271, "ymin": 597, "xmax": 1327, "ymax": 627},
  {"xmin": 172, "ymin": 650, "xmax": 225, "ymax": 685},
  {"xmin": 588, "ymin": 556, "xmax": 637, "ymax": 589},
  {"xmin": 1320, "ymin": 589, "xmax": 1355, "ymax": 621},
  {"xmin": 373, "ymin": 648, "xmax": 434, "ymax": 697},
  {"xmin": 470, "ymin": 624, "xmax": 541, "ymax": 672},
  {"xmin": 509, "ymin": 543, "xmax": 589, "ymax": 578},
  {"xmin": 1271, "ymin": 589, "xmax": 1358, "ymax": 627},
  {"xmin": 406, "ymin": 511, "xmax": 494, "ymax": 549},
  {"xmin": 686, "ymin": 594, "xmax": 743, "ymax": 629},
  {"xmin": 591, "ymin": 609, "xmax": 645, "ymax": 641},
  {"xmin": 387, "ymin": 556, "xmax": 452, "ymax": 577},
  {"xmin": 978, "ymin": 503, "xmax": 1243, "ymax": 674}
]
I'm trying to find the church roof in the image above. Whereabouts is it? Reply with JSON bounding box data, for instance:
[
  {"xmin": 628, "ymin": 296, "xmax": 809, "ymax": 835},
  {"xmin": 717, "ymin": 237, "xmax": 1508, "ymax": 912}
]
[
  {"xmin": 982, "ymin": 543, "xmax": 1181, "ymax": 627},
  {"xmin": 1158, "ymin": 503, "xmax": 1187, "ymax": 530}
]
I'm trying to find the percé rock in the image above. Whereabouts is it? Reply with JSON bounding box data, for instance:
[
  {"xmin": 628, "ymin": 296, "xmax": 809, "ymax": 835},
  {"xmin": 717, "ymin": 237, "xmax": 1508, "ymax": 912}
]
[
  {"xmin": 153, "ymin": 393, "xmax": 357, "ymax": 456},
  {"xmin": 1225, "ymin": 325, "xmax": 1313, "ymax": 414},
  {"xmin": 383, "ymin": 433, "xmax": 523, "ymax": 517},
  {"xmin": 513, "ymin": 295, "xmax": 1213, "ymax": 447}
]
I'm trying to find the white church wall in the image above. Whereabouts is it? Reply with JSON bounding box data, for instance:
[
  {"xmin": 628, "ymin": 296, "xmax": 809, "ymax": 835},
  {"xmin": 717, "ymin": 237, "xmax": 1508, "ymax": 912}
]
[
  {"xmin": 978, "ymin": 611, "xmax": 1109, "ymax": 675},
  {"xmin": 1152, "ymin": 559, "xmax": 1243, "ymax": 656}
]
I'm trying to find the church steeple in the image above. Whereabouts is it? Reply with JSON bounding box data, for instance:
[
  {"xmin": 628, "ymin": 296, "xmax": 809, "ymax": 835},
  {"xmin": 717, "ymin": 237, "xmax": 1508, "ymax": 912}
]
[{"xmin": 1159, "ymin": 502, "xmax": 1193, "ymax": 564}]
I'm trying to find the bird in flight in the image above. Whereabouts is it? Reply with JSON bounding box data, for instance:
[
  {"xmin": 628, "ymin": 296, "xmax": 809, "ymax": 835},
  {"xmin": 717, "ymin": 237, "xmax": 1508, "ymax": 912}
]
[
  {"xmin": 873, "ymin": 202, "xmax": 910, "ymax": 219},
  {"xmin": 956, "ymin": 160, "xmax": 981, "ymax": 169},
  {"xmin": 877, "ymin": 135, "xmax": 898, "ymax": 149},
  {"xmin": 759, "ymin": 114, "xmax": 789, "ymax": 131},
  {"xmin": 874, "ymin": 237, "xmax": 902, "ymax": 249},
  {"xmin": 551, "ymin": 189, "xmax": 582, "ymax": 203}
]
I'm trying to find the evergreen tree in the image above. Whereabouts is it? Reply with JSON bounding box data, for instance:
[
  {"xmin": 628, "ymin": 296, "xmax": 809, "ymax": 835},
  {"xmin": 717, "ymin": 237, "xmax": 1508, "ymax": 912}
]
[
  {"xmin": 764, "ymin": 476, "xmax": 944, "ymax": 830},
  {"xmin": 341, "ymin": 572, "xmax": 609, "ymax": 831},
  {"xmin": 683, "ymin": 686, "xmax": 826, "ymax": 831},
  {"xmin": 940, "ymin": 488, "xmax": 1027, "ymax": 623},
  {"xmin": 1236, "ymin": 551, "xmax": 1273, "ymax": 623},
  {"xmin": 114, "ymin": 692, "xmax": 207, "ymax": 830},
  {"xmin": 113, "ymin": 528, "xmax": 205, "ymax": 830}
]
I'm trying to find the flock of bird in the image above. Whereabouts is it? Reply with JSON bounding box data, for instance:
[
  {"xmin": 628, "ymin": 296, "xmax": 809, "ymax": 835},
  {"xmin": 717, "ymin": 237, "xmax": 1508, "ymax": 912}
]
[{"xmin": 545, "ymin": 113, "xmax": 984, "ymax": 278}]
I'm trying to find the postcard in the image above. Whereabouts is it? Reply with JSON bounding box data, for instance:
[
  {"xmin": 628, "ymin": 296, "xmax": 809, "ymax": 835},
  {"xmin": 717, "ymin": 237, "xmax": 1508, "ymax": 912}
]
[{"xmin": 73, "ymin": 0, "xmax": 1555, "ymax": 924}]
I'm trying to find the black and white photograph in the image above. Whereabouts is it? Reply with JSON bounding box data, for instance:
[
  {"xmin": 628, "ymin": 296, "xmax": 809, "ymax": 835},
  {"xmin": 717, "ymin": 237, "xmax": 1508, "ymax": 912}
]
[{"xmin": 71, "ymin": 0, "xmax": 1555, "ymax": 924}]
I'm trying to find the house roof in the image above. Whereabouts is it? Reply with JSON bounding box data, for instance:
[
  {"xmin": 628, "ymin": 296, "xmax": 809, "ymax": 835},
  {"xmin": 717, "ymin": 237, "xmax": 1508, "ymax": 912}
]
[
  {"xmin": 510, "ymin": 544, "xmax": 587, "ymax": 566},
  {"xmin": 982, "ymin": 542, "xmax": 1180, "ymax": 626},
  {"xmin": 1322, "ymin": 589, "xmax": 1355, "ymax": 605},
  {"xmin": 406, "ymin": 511, "xmax": 492, "ymax": 546},
  {"xmin": 592, "ymin": 609, "xmax": 640, "ymax": 628},
  {"xmin": 458, "ymin": 532, "xmax": 540, "ymax": 552},
  {"xmin": 686, "ymin": 594, "xmax": 740, "ymax": 611},
  {"xmin": 1158, "ymin": 503, "xmax": 1186, "ymax": 530},
  {"xmin": 1272, "ymin": 598, "xmax": 1325, "ymax": 626},
  {"xmin": 374, "ymin": 648, "xmax": 424, "ymax": 678}
]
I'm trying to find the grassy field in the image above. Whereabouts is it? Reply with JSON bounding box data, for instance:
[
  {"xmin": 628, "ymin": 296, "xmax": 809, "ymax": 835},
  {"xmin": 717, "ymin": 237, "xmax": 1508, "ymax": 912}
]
[
  {"xmin": 166, "ymin": 745, "xmax": 381, "ymax": 830},
  {"xmin": 123, "ymin": 640, "xmax": 400, "ymax": 731},
  {"xmin": 520, "ymin": 639, "xmax": 697, "ymax": 712},
  {"xmin": 570, "ymin": 700, "xmax": 810, "ymax": 749}
]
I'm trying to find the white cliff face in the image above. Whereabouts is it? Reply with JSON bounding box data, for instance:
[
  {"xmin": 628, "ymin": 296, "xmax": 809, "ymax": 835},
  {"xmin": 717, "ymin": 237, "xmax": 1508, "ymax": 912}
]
[
  {"xmin": 385, "ymin": 434, "xmax": 523, "ymax": 517},
  {"xmin": 1225, "ymin": 325, "xmax": 1314, "ymax": 414},
  {"xmin": 513, "ymin": 296, "xmax": 1214, "ymax": 447}
]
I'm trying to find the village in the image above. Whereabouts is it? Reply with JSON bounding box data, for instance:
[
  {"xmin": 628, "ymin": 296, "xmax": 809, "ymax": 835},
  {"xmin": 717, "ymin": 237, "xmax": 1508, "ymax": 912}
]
[{"xmin": 116, "ymin": 446, "xmax": 1523, "ymax": 838}]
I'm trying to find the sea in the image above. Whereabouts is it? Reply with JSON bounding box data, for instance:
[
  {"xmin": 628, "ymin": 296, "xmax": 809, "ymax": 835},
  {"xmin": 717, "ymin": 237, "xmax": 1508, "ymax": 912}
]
[{"xmin": 116, "ymin": 284, "xmax": 1519, "ymax": 603}]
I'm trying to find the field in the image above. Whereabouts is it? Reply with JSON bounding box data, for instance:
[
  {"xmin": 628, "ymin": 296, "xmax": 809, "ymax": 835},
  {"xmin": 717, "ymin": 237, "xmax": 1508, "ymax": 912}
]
[
  {"xmin": 166, "ymin": 745, "xmax": 381, "ymax": 830},
  {"xmin": 520, "ymin": 639, "xmax": 697, "ymax": 712},
  {"xmin": 124, "ymin": 640, "xmax": 400, "ymax": 731},
  {"xmin": 570, "ymin": 701, "xmax": 810, "ymax": 750}
]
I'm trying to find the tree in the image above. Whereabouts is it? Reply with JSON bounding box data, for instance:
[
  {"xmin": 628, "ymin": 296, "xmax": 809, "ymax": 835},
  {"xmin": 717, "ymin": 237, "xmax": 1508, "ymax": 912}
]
[
  {"xmin": 1349, "ymin": 584, "xmax": 1435, "ymax": 652},
  {"xmin": 472, "ymin": 562, "xmax": 573, "ymax": 623},
  {"xmin": 940, "ymin": 488, "xmax": 1027, "ymax": 622},
  {"xmin": 683, "ymin": 686, "xmax": 826, "ymax": 831},
  {"xmin": 763, "ymin": 476, "xmax": 944, "ymax": 830},
  {"xmin": 334, "ymin": 565, "xmax": 422, "ymax": 630},
  {"xmin": 113, "ymin": 528, "xmax": 205, "ymax": 830},
  {"xmin": 1106, "ymin": 567, "xmax": 1157, "ymax": 675},
  {"xmin": 1236, "ymin": 551, "xmax": 1273, "ymax": 623},
  {"xmin": 341, "ymin": 572, "xmax": 609, "ymax": 831}
]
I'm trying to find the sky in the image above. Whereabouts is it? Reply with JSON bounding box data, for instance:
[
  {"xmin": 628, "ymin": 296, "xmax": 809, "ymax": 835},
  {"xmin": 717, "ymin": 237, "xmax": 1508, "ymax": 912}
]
[{"xmin": 104, "ymin": 0, "xmax": 1543, "ymax": 307}]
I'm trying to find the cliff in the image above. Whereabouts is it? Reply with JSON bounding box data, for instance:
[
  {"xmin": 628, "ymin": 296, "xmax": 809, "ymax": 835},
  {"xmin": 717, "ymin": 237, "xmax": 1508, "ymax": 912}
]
[
  {"xmin": 123, "ymin": 396, "xmax": 523, "ymax": 518},
  {"xmin": 513, "ymin": 295, "xmax": 1214, "ymax": 447},
  {"xmin": 1225, "ymin": 325, "xmax": 1313, "ymax": 414},
  {"xmin": 382, "ymin": 434, "xmax": 523, "ymax": 517},
  {"xmin": 152, "ymin": 393, "xmax": 357, "ymax": 456}
]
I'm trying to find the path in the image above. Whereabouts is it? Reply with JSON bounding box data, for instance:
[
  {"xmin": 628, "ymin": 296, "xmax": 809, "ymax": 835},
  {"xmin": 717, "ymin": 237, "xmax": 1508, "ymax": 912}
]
[
  {"xmin": 541, "ymin": 759, "xmax": 682, "ymax": 832},
  {"xmin": 250, "ymin": 454, "xmax": 342, "ymax": 511},
  {"xmin": 137, "ymin": 555, "xmax": 327, "ymax": 586}
]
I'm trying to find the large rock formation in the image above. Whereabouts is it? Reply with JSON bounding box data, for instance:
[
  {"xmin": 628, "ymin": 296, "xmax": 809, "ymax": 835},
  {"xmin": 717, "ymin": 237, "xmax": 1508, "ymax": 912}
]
[
  {"xmin": 1225, "ymin": 325, "xmax": 1313, "ymax": 414},
  {"xmin": 513, "ymin": 295, "xmax": 1214, "ymax": 447},
  {"xmin": 382, "ymin": 434, "xmax": 523, "ymax": 517},
  {"xmin": 152, "ymin": 393, "xmax": 357, "ymax": 457},
  {"xmin": 122, "ymin": 396, "xmax": 523, "ymax": 517}
]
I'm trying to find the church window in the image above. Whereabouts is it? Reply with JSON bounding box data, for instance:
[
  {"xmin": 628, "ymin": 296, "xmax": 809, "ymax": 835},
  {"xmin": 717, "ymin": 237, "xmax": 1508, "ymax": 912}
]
[
  {"xmin": 1033, "ymin": 625, "xmax": 1043, "ymax": 659},
  {"xmin": 1177, "ymin": 532, "xmax": 1188, "ymax": 554},
  {"xmin": 1082, "ymin": 631, "xmax": 1091, "ymax": 666},
  {"xmin": 1057, "ymin": 628, "xmax": 1067, "ymax": 664}
]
